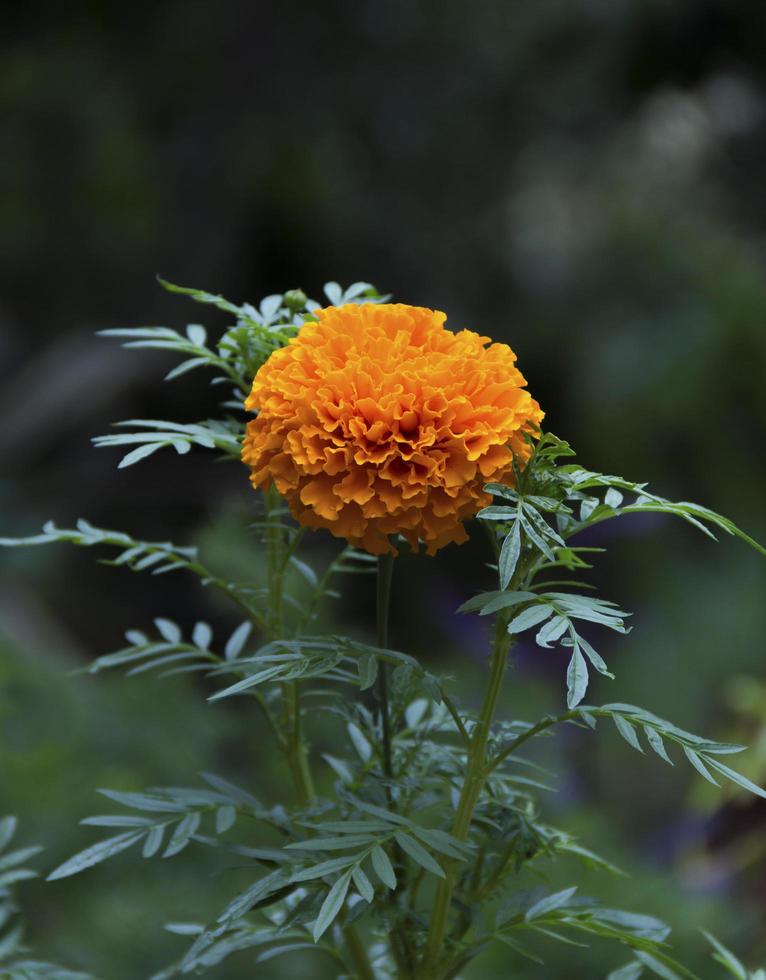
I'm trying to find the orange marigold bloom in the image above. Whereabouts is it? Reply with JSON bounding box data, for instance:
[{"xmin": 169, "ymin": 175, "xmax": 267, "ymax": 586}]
[{"xmin": 242, "ymin": 303, "xmax": 543, "ymax": 555}]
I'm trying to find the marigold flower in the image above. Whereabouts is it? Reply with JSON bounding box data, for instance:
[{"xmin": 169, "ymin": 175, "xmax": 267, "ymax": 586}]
[{"xmin": 242, "ymin": 303, "xmax": 543, "ymax": 555}]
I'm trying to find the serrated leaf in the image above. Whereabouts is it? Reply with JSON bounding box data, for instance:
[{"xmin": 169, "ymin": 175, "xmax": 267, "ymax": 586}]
[
  {"xmin": 357, "ymin": 652, "xmax": 378, "ymax": 691},
  {"xmin": 133, "ymin": 551, "xmax": 167, "ymax": 571},
  {"xmin": 0, "ymin": 924, "xmax": 23, "ymax": 960},
  {"xmin": 218, "ymin": 870, "xmax": 292, "ymax": 923},
  {"xmin": 558, "ymin": 841, "xmax": 625, "ymax": 876},
  {"xmin": 142, "ymin": 824, "xmax": 166, "ymax": 858},
  {"xmin": 411, "ymin": 826, "xmax": 471, "ymax": 860},
  {"xmin": 323, "ymin": 281, "xmax": 343, "ymax": 305},
  {"xmin": 494, "ymin": 932, "xmax": 545, "ymax": 964},
  {"xmin": 346, "ymin": 722, "xmax": 373, "ymax": 763},
  {"xmin": 683, "ymin": 747, "xmax": 719, "ymax": 785},
  {"xmin": 256, "ymin": 943, "xmax": 318, "ymax": 964},
  {"xmin": 593, "ymin": 908, "xmax": 669, "ymax": 940},
  {"xmin": 700, "ymin": 931, "xmax": 747, "ymax": 980},
  {"xmin": 566, "ymin": 646, "xmax": 589, "ymax": 708},
  {"xmin": 208, "ymin": 665, "xmax": 287, "ymax": 700},
  {"xmin": 393, "ymin": 832, "xmax": 444, "ymax": 878},
  {"xmin": 47, "ymin": 831, "xmax": 143, "ymax": 880},
  {"xmin": 154, "ymin": 618, "xmax": 181, "ymax": 644},
  {"xmin": 507, "ymin": 604, "xmax": 553, "ymax": 634},
  {"xmin": 522, "ymin": 502, "xmax": 565, "ymax": 546},
  {"xmin": 575, "ymin": 634, "xmax": 614, "ymax": 677},
  {"xmin": 215, "ymin": 806, "xmax": 236, "ymax": 834},
  {"xmin": 305, "ymin": 821, "xmax": 391, "ymax": 834},
  {"xmin": 118, "ymin": 442, "xmax": 166, "ymax": 469},
  {"xmin": 192, "ymin": 622, "xmax": 212, "ymax": 650},
  {"xmin": 200, "ymin": 773, "xmax": 260, "ymax": 810},
  {"xmin": 527, "ymin": 925, "xmax": 588, "ymax": 948},
  {"xmin": 80, "ymin": 816, "xmax": 152, "ymax": 828},
  {"xmin": 483, "ymin": 482, "xmax": 519, "ymax": 500},
  {"xmin": 0, "ymin": 816, "xmax": 18, "ymax": 851},
  {"xmin": 613, "ymin": 715, "xmax": 643, "ymax": 752},
  {"xmin": 536, "ymin": 615, "xmax": 569, "ymax": 648},
  {"xmin": 260, "ymin": 294, "xmax": 283, "ymax": 323},
  {"xmin": 97, "ymin": 789, "xmax": 185, "ymax": 813},
  {"xmin": 322, "ymin": 754, "xmax": 354, "ymax": 785},
  {"xmin": 289, "ymin": 556, "xmax": 318, "ymax": 586},
  {"xmin": 285, "ymin": 835, "xmax": 376, "ymax": 851},
  {"xmin": 164, "ymin": 922, "xmax": 205, "ymax": 936},
  {"xmin": 519, "ymin": 513, "xmax": 556, "ymax": 560},
  {"xmin": 525, "ymin": 885, "xmax": 578, "ymax": 921},
  {"xmin": 224, "ymin": 622, "xmax": 252, "ymax": 661},
  {"xmin": 458, "ymin": 590, "xmax": 536, "ymax": 616},
  {"xmin": 353, "ymin": 801, "xmax": 409, "ymax": 826},
  {"xmin": 352, "ymin": 865, "xmax": 374, "ymax": 902},
  {"xmin": 499, "ymin": 520, "xmax": 521, "ymax": 589},
  {"xmin": 607, "ymin": 964, "xmax": 644, "ymax": 980},
  {"xmin": 0, "ymin": 868, "xmax": 37, "ymax": 887},
  {"xmin": 165, "ymin": 356, "xmax": 210, "ymax": 381},
  {"xmin": 644, "ymin": 727, "xmax": 674, "ymax": 765},
  {"xmin": 312, "ymin": 870, "xmax": 352, "ymax": 941},
  {"xmin": 404, "ymin": 699, "xmax": 429, "ymax": 728},
  {"xmin": 100, "ymin": 326, "xmax": 181, "ymax": 339},
  {"xmin": 289, "ymin": 856, "xmax": 356, "ymax": 883},
  {"xmin": 634, "ymin": 950, "xmax": 684, "ymax": 980},
  {"xmin": 163, "ymin": 811, "xmax": 201, "ymax": 857},
  {"xmin": 477, "ymin": 505, "xmax": 517, "ymax": 522},
  {"xmin": 342, "ymin": 281, "xmax": 375, "ymax": 301},
  {"xmin": 705, "ymin": 758, "xmax": 766, "ymax": 798},
  {"xmin": 370, "ymin": 845, "xmax": 396, "ymax": 890},
  {"xmin": 185, "ymin": 324, "xmax": 207, "ymax": 346}
]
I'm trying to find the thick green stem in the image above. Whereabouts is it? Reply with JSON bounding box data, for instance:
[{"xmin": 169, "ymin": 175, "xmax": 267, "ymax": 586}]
[
  {"xmin": 421, "ymin": 620, "xmax": 512, "ymax": 978},
  {"xmin": 375, "ymin": 552, "xmax": 416, "ymax": 976},
  {"xmin": 263, "ymin": 488, "xmax": 373, "ymax": 977},
  {"xmin": 325, "ymin": 561, "xmax": 396, "ymax": 980}
]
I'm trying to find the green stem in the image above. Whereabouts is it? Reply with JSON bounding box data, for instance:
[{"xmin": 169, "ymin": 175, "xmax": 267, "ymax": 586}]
[
  {"xmin": 264, "ymin": 484, "xmax": 284, "ymax": 639},
  {"xmin": 285, "ymin": 680, "xmax": 316, "ymax": 804},
  {"xmin": 421, "ymin": 619, "xmax": 512, "ymax": 978},
  {"xmin": 484, "ymin": 710, "xmax": 576, "ymax": 776},
  {"xmin": 440, "ymin": 692, "xmax": 471, "ymax": 749},
  {"xmin": 342, "ymin": 922, "xmax": 378, "ymax": 980},
  {"xmin": 260, "ymin": 486, "xmax": 317, "ymax": 805},
  {"xmin": 377, "ymin": 552, "xmax": 395, "ymax": 782},
  {"xmin": 375, "ymin": 552, "xmax": 416, "ymax": 975}
]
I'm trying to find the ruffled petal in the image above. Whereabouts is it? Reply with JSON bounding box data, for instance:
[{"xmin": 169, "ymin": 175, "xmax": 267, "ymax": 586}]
[{"xmin": 242, "ymin": 303, "xmax": 543, "ymax": 554}]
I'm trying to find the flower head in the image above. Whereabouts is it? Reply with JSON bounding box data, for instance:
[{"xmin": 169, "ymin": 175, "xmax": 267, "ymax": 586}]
[{"xmin": 242, "ymin": 303, "xmax": 543, "ymax": 554}]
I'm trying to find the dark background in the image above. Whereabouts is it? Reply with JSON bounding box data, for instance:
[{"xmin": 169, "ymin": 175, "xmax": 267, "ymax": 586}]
[{"xmin": 1, "ymin": 2, "xmax": 765, "ymax": 977}]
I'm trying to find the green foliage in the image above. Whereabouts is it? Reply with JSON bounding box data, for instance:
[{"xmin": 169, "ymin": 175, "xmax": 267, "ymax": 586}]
[
  {"xmin": 0, "ymin": 817, "xmax": 95, "ymax": 979},
  {"xmin": 93, "ymin": 279, "xmax": 389, "ymax": 470},
  {"xmin": 476, "ymin": 432, "xmax": 766, "ymax": 708},
  {"xmin": 701, "ymin": 931, "xmax": 766, "ymax": 980},
  {"xmin": 612, "ymin": 931, "xmax": 766, "ymax": 980},
  {"xmin": 2, "ymin": 283, "xmax": 764, "ymax": 979}
]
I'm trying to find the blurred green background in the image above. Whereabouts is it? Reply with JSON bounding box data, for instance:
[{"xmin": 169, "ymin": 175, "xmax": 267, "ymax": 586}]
[{"xmin": 1, "ymin": 1, "xmax": 765, "ymax": 977}]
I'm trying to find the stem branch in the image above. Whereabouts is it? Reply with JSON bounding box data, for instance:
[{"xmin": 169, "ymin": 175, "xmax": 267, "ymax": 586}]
[{"xmin": 421, "ymin": 618, "xmax": 512, "ymax": 977}]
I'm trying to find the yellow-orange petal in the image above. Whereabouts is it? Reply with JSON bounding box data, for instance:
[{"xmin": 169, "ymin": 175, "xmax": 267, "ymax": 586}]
[{"xmin": 242, "ymin": 302, "xmax": 543, "ymax": 554}]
